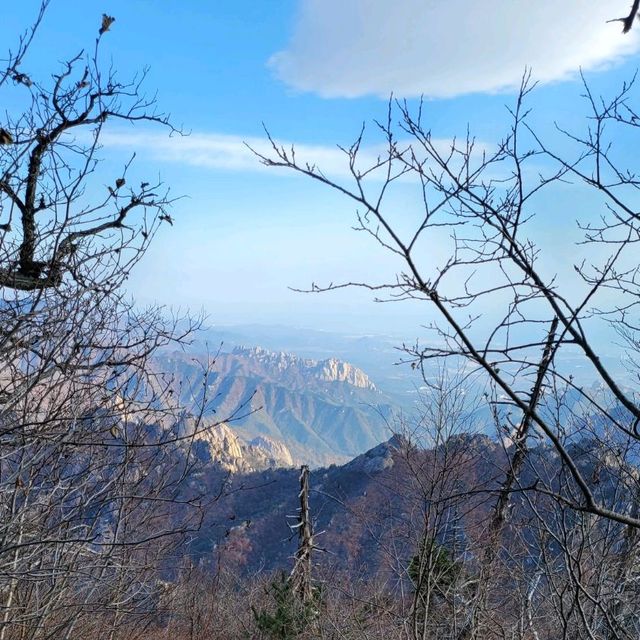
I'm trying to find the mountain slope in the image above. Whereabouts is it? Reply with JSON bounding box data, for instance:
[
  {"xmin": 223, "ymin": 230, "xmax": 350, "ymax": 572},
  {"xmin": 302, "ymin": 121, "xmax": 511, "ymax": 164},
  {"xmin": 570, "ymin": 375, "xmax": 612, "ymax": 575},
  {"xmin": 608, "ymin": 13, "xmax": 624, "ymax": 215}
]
[
  {"xmin": 160, "ymin": 346, "xmax": 398, "ymax": 466},
  {"xmin": 185, "ymin": 433, "xmax": 629, "ymax": 578}
]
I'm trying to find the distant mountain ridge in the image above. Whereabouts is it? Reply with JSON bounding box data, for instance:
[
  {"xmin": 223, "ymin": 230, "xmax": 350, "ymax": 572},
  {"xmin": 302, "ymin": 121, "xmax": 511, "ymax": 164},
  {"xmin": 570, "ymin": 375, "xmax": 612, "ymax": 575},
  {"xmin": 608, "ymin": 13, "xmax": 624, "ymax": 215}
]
[
  {"xmin": 160, "ymin": 345, "xmax": 398, "ymax": 467},
  {"xmin": 226, "ymin": 346, "xmax": 377, "ymax": 391}
]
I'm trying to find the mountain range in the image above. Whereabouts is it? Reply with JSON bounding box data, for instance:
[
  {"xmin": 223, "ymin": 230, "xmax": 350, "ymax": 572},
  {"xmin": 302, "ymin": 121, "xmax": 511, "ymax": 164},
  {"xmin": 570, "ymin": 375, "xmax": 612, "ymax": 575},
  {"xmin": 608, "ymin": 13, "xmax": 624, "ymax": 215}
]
[{"xmin": 159, "ymin": 345, "xmax": 401, "ymax": 466}]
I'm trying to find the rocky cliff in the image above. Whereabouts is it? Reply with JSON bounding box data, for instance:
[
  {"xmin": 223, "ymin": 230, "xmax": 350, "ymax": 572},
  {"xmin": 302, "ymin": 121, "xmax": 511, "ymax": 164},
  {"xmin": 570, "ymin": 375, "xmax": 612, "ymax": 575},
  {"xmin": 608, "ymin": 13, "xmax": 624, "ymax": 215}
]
[{"xmin": 195, "ymin": 422, "xmax": 294, "ymax": 473}]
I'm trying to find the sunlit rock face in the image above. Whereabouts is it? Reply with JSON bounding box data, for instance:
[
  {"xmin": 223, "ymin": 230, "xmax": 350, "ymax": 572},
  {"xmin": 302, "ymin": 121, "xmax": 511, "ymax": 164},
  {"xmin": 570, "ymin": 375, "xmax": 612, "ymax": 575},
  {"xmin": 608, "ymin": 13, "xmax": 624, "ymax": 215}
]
[
  {"xmin": 314, "ymin": 357, "xmax": 376, "ymax": 390},
  {"xmin": 196, "ymin": 422, "xmax": 294, "ymax": 473},
  {"xmin": 248, "ymin": 435, "xmax": 294, "ymax": 468}
]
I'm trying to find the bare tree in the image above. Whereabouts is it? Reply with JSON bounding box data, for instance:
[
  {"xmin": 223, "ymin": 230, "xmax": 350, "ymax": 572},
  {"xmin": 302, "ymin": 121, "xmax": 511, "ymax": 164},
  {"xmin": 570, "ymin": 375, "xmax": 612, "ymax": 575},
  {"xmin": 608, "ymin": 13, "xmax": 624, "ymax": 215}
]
[
  {"xmin": 257, "ymin": 70, "xmax": 640, "ymax": 533},
  {"xmin": 289, "ymin": 465, "xmax": 315, "ymax": 605},
  {"xmin": 0, "ymin": 7, "xmax": 232, "ymax": 638},
  {"xmin": 613, "ymin": 0, "xmax": 640, "ymax": 33}
]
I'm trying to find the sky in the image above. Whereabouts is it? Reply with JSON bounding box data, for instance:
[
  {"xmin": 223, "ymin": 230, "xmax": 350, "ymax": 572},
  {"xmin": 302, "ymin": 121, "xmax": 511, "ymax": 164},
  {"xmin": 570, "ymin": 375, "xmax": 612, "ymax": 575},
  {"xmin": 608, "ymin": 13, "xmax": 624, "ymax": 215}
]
[{"xmin": 3, "ymin": 1, "xmax": 640, "ymax": 339}]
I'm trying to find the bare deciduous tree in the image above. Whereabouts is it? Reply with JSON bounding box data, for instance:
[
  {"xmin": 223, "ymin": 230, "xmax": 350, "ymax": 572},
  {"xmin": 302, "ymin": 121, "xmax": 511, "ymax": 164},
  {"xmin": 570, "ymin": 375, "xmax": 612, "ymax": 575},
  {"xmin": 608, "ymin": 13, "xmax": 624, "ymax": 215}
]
[
  {"xmin": 614, "ymin": 0, "xmax": 640, "ymax": 33},
  {"xmin": 0, "ymin": 7, "xmax": 232, "ymax": 638},
  {"xmin": 257, "ymin": 72, "xmax": 640, "ymax": 532}
]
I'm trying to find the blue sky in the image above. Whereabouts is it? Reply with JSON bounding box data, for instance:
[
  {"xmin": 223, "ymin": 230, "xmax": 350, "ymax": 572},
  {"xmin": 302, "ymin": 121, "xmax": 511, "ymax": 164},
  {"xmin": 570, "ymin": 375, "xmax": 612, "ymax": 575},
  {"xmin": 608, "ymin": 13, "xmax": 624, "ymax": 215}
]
[{"xmin": 5, "ymin": 1, "xmax": 640, "ymax": 338}]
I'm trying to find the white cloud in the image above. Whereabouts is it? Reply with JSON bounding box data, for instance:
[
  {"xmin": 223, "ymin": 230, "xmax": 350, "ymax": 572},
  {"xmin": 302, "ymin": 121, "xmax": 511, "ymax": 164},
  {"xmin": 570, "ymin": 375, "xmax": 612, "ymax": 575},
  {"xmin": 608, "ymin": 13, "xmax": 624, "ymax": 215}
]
[
  {"xmin": 270, "ymin": 0, "xmax": 640, "ymax": 99},
  {"xmin": 100, "ymin": 130, "xmax": 472, "ymax": 179},
  {"xmin": 101, "ymin": 131, "xmax": 273, "ymax": 172}
]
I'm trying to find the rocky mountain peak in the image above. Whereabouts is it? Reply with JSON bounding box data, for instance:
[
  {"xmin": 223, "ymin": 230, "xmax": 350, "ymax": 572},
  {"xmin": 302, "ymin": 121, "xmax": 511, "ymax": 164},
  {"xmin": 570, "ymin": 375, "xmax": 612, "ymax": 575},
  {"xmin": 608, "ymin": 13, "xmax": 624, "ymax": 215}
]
[
  {"xmin": 160, "ymin": 343, "xmax": 394, "ymax": 467},
  {"xmin": 230, "ymin": 346, "xmax": 376, "ymax": 391},
  {"xmin": 314, "ymin": 357, "xmax": 376, "ymax": 390},
  {"xmin": 346, "ymin": 435, "xmax": 401, "ymax": 474},
  {"xmin": 196, "ymin": 422, "xmax": 294, "ymax": 473}
]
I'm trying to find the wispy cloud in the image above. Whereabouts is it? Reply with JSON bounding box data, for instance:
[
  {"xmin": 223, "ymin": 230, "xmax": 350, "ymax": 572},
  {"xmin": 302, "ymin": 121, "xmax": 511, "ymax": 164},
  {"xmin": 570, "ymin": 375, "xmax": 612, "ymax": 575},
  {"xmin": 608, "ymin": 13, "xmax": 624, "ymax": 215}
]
[
  {"xmin": 269, "ymin": 0, "xmax": 640, "ymax": 99},
  {"xmin": 100, "ymin": 130, "xmax": 478, "ymax": 180}
]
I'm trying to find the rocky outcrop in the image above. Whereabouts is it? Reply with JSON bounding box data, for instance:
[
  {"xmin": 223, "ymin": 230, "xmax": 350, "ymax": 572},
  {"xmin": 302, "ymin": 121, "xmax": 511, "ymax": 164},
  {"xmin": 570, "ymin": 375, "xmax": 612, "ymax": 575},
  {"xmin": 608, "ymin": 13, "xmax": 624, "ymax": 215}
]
[
  {"xmin": 346, "ymin": 435, "xmax": 405, "ymax": 474},
  {"xmin": 199, "ymin": 423, "xmax": 244, "ymax": 466},
  {"xmin": 196, "ymin": 422, "xmax": 294, "ymax": 473},
  {"xmin": 313, "ymin": 357, "xmax": 375, "ymax": 389},
  {"xmin": 247, "ymin": 436, "xmax": 294, "ymax": 468}
]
